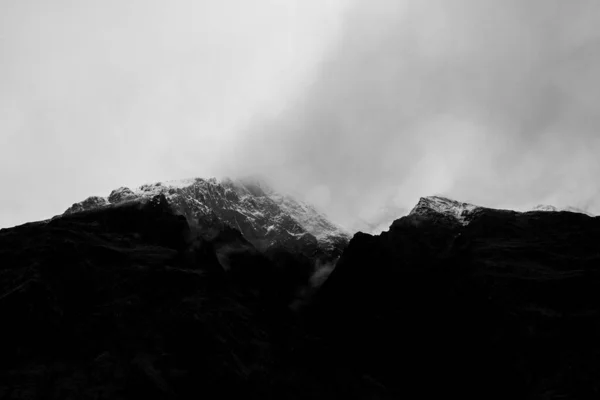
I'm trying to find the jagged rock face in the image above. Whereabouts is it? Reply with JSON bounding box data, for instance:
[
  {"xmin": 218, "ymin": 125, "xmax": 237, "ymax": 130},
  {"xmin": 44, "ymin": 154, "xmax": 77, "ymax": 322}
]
[
  {"xmin": 313, "ymin": 198, "xmax": 600, "ymax": 399},
  {"xmin": 63, "ymin": 196, "xmax": 109, "ymax": 215},
  {"xmin": 107, "ymin": 186, "xmax": 137, "ymax": 203},
  {"xmin": 407, "ymin": 195, "xmax": 481, "ymax": 226},
  {"xmin": 64, "ymin": 177, "xmax": 350, "ymax": 258}
]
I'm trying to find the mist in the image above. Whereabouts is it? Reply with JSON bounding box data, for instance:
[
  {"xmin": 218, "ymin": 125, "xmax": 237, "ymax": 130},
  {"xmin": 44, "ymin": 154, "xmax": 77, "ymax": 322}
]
[
  {"xmin": 3, "ymin": 1, "xmax": 600, "ymax": 232},
  {"xmin": 234, "ymin": 0, "xmax": 600, "ymax": 232},
  {"xmin": 0, "ymin": 0, "xmax": 346, "ymax": 228}
]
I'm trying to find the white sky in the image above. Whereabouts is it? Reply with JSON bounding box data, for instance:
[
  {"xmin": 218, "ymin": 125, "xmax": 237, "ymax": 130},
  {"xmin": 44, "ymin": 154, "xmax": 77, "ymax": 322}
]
[{"xmin": 0, "ymin": 0, "xmax": 348, "ymax": 228}]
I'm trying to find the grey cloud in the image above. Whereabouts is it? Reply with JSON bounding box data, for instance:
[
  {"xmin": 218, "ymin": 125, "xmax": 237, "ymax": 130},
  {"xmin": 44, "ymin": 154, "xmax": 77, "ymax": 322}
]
[
  {"xmin": 0, "ymin": 0, "xmax": 342, "ymax": 228},
  {"xmin": 3, "ymin": 0, "xmax": 600, "ymax": 231},
  {"xmin": 235, "ymin": 0, "xmax": 600, "ymax": 231}
]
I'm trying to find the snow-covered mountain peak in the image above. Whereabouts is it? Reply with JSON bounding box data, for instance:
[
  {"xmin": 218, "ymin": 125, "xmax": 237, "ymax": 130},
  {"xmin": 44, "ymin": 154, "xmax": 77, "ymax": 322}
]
[
  {"xmin": 64, "ymin": 176, "xmax": 350, "ymax": 256},
  {"xmin": 409, "ymin": 196, "xmax": 480, "ymax": 225},
  {"xmin": 404, "ymin": 196, "xmax": 596, "ymax": 228}
]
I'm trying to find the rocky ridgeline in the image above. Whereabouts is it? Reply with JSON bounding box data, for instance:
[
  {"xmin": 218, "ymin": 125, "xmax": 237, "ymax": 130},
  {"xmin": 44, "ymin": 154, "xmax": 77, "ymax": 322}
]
[
  {"xmin": 65, "ymin": 177, "xmax": 350, "ymax": 258},
  {"xmin": 3, "ymin": 192, "xmax": 600, "ymax": 398},
  {"xmin": 312, "ymin": 195, "xmax": 600, "ymax": 399}
]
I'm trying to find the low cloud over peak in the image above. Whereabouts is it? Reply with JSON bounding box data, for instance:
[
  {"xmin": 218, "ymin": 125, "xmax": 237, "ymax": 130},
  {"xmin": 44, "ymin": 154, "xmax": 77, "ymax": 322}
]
[{"xmin": 234, "ymin": 0, "xmax": 600, "ymax": 231}]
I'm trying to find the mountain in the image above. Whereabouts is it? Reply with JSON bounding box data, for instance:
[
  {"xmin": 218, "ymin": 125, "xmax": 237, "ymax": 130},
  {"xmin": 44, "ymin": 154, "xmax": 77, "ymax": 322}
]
[
  {"xmin": 64, "ymin": 177, "xmax": 350, "ymax": 259},
  {"xmin": 312, "ymin": 195, "xmax": 600, "ymax": 399},
  {"xmin": 407, "ymin": 195, "xmax": 481, "ymax": 225},
  {"xmin": 3, "ymin": 192, "xmax": 600, "ymax": 399},
  {"xmin": 372, "ymin": 196, "xmax": 597, "ymax": 233},
  {"xmin": 0, "ymin": 194, "xmax": 310, "ymax": 399}
]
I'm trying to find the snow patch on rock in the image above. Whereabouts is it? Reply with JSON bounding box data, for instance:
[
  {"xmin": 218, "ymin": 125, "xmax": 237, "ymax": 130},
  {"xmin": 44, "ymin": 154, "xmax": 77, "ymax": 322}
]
[
  {"xmin": 64, "ymin": 176, "xmax": 350, "ymax": 255},
  {"xmin": 409, "ymin": 196, "xmax": 480, "ymax": 225}
]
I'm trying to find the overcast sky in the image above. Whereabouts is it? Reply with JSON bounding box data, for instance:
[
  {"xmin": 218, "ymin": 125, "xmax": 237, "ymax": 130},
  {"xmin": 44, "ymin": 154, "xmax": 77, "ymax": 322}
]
[
  {"xmin": 0, "ymin": 0, "xmax": 346, "ymax": 228},
  {"xmin": 2, "ymin": 0, "xmax": 600, "ymax": 231}
]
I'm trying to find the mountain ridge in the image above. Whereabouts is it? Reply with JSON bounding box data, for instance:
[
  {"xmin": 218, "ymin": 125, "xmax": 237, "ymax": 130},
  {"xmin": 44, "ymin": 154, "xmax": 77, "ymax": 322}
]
[
  {"xmin": 64, "ymin": 177, "xmax": 351, "ymax": 259},
  {"xmin": 3, "ymin": 186, "xmax": 600, "ymax": 398},
  {"xmin": 370, "ymin": 195, "xmax": 597, "ymax": 233},
  {"xmin": 312, "ymin": 192, "xmax": 600, "ymax": 399}
]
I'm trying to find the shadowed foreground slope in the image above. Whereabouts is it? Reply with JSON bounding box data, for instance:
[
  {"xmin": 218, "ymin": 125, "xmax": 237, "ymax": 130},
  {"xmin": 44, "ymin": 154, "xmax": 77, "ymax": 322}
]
[
  {"xmin": 2, "ymin": 195, "xmax": 600, "ymax": 399},
  {"xmin": 0, "ymin": 195, "xmax": 340, "ymax": 399},
  {"xmin": 312, "ymin": 199, "xmax": 600, "ymax": 399}
]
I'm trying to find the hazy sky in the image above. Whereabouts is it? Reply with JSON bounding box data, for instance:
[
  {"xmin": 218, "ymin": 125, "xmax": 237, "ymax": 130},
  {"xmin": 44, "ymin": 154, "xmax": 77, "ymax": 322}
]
[
  {"xmin": 2, "ymin": 0, "xmax": 600, "ymax": 231},
  {"xmin": 235, "ymin": 0, "xmax": 600, "ymax": 230},
  {"xmin": 0, "ymin": 0, "xmax": 346, "ymax": 227}
]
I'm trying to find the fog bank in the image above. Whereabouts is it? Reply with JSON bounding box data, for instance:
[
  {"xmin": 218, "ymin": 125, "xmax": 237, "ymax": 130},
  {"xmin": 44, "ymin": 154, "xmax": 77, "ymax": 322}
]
[{"xmin": 234, "ymin": 0, "xmax": 600, "ymax": 231}]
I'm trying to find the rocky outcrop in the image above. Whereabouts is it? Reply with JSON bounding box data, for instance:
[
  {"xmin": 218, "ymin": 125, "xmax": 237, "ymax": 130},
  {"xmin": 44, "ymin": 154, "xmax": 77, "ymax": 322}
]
[
  {"xmin": 63, "ymin": 195, "xmax": 109, "ymax": 215},
  {"xmin": 408, "ymin": 195, "xmax": 481, "ymax": 225},
  {"xmin": 107, "ymin": 186, "xmax": 137, "ymax": 203},
  {"xmin": 64, "ymin": 177, "xmax": 351, "ymax": 259}
]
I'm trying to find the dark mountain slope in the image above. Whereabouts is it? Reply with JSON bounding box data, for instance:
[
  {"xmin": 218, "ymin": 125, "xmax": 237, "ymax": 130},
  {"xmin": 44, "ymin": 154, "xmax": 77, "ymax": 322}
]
[
  {"xmin": 312, "ymin": 198, "xmax": 600, "ymax": 399},
  {"xmin": 0, "ymin": 195, "xmax": 321, "ymax": 399},
  {"xmin": 3, "ymin": 194, "xmax": 600, "ymax": 399}
]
